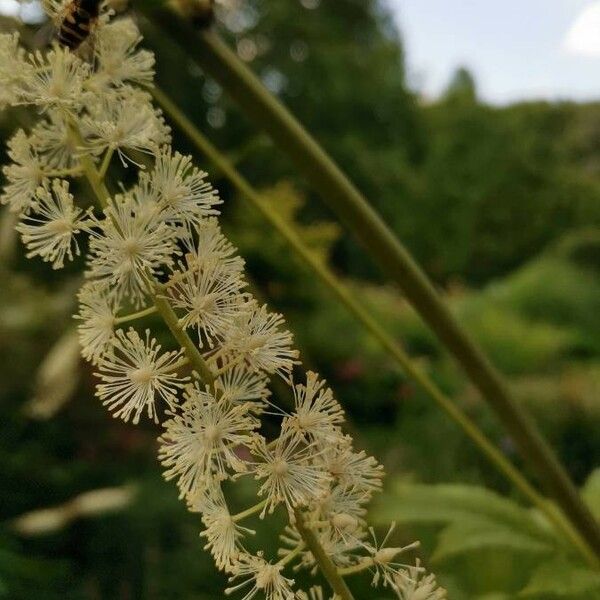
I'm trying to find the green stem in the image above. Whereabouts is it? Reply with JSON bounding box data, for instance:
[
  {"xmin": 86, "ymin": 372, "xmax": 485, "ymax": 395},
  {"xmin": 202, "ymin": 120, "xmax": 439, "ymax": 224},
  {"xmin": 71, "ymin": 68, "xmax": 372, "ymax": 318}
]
[
  {"xmin": 338, "ymin": 559, "xmax": 375, "ymax": 578},
  {"xmin": 151, "ymin": 86, "xmax": 598, "ymax": 568},
  {"xmin": 141, "ymin": 8, "xmax": 600, "ymax": 560},
  {"xmin": 231, "ymin": 500, "xmax": 267, "ymax": 523},
  {"xmin": 153, "ymin": 292, "xmax": 215, "ymax": 385},
  {"xmin": 294, "ymin": 508, "xmax": 355, "ymax": 600},
  {"xmin": 277, "ymin": 542, "xmax": 305, "ymax": 568},
  {"xmin": 114, "ymin": 305, "xmax": 158, "ymax": 325},
  {"xmin": 45, "ymin": 167, "xmax": 83, "ymax": 178},
  {"xmin": 98, "ymin": 148, "xmax": 114, "ymax": 180},
  {"xmin": 68, "ymin": 124, "xmax": 110, "ymax": 208},
  {"xmin": 164, "ymin": 356, "xmax": 190, "ymax": 373}
]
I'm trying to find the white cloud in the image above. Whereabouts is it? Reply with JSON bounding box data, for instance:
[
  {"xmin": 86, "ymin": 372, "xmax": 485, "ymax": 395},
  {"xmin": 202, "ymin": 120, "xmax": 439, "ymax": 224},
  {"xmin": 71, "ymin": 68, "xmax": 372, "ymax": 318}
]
[{"xmin": 563, "ymin": 1, "xmax": 600, "ymax": 57}]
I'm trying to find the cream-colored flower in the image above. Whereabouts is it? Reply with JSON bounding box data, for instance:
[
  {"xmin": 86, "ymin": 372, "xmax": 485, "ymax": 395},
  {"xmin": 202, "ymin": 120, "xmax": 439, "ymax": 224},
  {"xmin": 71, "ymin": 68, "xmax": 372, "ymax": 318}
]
[
  {"xmin": 226, "ymin": 553, "xmax": 296, "ymax": 600},
  {"xmin": 191, "ymin": 488, "xmax": 253, "ymax": 573},
  {"xmin": 144, "ymin": 148, "xmax": 222, "ymax": 227},
  {"xmin": 317, "ymin": 483, "xmax": 369, "ymax": 525},
  {"xmin": 319, "ymin": 436, "xmax": 384, "ymax": 497},
  {"xmin": 17, "ymin": 180, "xmax": 90, "ymax": 269},
  {"xmin": 183, "ymin": 217, "xmax": 245, "ymax": 274},
  {"xmin": 30, "ymin": 111, "xmax": 80, "ymax": 170},
  {"xmin": 394, "ymin": 559, "xmax": 447, "ymax": 600},
  {"xmin": 222, "ymin": 302, "xmax": 299, "ymax": 378},
  {"xmin": 84, "ymin": 89, "xmax": 170, "ymax": 162},
  {"xmin": 159, "ymin": 383, "xmax": 259, "ymax": 499},
  {"xmin": 1, "ymin": 130, "xmax": 48, "ymax": 214},
  {"xmin": 214, "ymin": 364, "xmax": 270, "ymax": 413},
  {"xmin": 75, "ymin": 282, "xmax": 119, "ymax": 364},
  {"xmin": 253, "ymin": 434, "xmax": 331, "ymax": 518},
  {"xmin": 20, "ymin": 47, "xmax": 90, "ymax": 111},
  {"xmin": 0, "ymin": 33, "xmax": 30, "ymax": 108},
  {"xmin": 87, "ymin": 197, "xmax": 179, "ymax": 306},
  {"xmin": 166, "ymin": 253, "xmax": 246, "ymax": 346},
  {"xmin": 364, "ymin": 523, "xmax": 420, "ymax": 590},
  {"xmin": 91, "ymin": 18, "xmax": 155, "ymax": 89},
  {"xmin": 95, "ymin": 328, "xmax": 187, "ymax": 424},
  {"xmin": 283, "ymin": 371, "xmax": 344, "ymax": 444}
]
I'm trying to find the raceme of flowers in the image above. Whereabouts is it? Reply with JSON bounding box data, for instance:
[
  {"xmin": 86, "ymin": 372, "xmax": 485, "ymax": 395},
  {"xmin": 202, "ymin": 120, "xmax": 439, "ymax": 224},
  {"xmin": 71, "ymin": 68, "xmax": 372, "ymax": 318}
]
[{"xmin": 0, "ymin": 6, "xmax": 446, "ymax": 600}]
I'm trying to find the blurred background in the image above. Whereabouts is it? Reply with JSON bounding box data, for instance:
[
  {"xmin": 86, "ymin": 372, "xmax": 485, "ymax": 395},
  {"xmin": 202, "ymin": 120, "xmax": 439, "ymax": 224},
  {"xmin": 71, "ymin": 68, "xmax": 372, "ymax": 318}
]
[{"xmin": 1, "ymin": 0, "xmax": 600, "ymax": 598}]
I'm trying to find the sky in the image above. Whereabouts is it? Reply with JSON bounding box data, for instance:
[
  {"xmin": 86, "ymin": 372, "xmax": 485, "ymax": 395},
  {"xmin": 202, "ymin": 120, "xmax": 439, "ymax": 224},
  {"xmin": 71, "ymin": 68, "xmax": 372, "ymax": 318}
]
[{"xmin": 388, "ymin": 0, "xmax": 600, "ymax": 104}]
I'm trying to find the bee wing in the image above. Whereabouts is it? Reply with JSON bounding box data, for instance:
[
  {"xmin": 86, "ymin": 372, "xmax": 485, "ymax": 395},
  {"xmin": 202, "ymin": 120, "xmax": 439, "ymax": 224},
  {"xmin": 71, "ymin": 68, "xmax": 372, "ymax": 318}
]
[{"xmin": 33, "ymin": 19, "xmax": 57, "ymax": 49}]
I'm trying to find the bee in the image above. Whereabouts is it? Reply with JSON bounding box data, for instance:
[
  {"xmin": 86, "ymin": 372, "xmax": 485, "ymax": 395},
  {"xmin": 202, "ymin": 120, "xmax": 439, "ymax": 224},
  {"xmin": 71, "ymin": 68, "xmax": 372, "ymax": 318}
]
[
  {"xmin": 190, "ymin": 0, "xmax": 214, "ymax": 28},
  {"xmin": 173, "ymin": 0, "xmax": 214, "ymax": 28},
  {"xmin": 55, "ymin": 0, "xmax": 102, "ymax": 50}
]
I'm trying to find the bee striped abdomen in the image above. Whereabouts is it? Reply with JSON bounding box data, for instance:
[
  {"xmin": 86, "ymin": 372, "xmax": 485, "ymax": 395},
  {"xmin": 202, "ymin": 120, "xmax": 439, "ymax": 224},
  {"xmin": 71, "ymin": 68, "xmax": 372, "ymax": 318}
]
[{"xmin": 57, "ymin": 0, "xmax": 101, "ymax": 50}]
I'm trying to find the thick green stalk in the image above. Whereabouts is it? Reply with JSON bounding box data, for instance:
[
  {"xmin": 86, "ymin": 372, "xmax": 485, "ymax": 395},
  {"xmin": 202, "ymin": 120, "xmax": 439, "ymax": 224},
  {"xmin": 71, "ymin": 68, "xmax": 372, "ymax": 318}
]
[
  {"xmin": 140, "ymin": 7, "xmax": 600, "ymax": 559},
  {"xmin": 294, "ymin": 508, "xmax": 355, "ymax": 600},
  {"xmin": 150, "ymin": 86, "xmax": 598, "ymax": 567}
]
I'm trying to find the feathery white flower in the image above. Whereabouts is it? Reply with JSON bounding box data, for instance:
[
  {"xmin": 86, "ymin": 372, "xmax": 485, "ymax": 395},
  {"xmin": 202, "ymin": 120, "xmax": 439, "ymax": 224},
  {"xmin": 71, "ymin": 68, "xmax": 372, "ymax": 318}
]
[
  {"xmin": 318, "ymin": 484, "xmax": 369, "ymax": 525},
  {"xmin": 183, "ymin": 217, "xmax": 245, "ymax": 273},
  {"xmin": 30, "ymin": 111, "xmax": 80, "ymax": 170},
  {"xmin": 75, "ymin": 282, "xmax": 119, "ymax": 364},
  {"xmin": 159, "ymin": 384, "xmax": 259, "ymax": 499},
  {"xmin": 1, "ymin": 130, "xmax": 48, "ymax": 214},
  {"xmin": 91, "ymin": 19, "xmax": 155, "ymax": 89},
  {"xmin": 17, "ymin": 180, "xmax": 90, "ymax": 269},
  {"xmin": 215, "ymin": 365, "xmax": 270, "ymax": 412},
  {"xmin": 394, "ymin": 560, "xmax": 446, "ymax": 600},
  {"xmin": 166, "ymin": 253, "xmax": 246, "ymax": 346},
  {"xmin": 192, "ymin": 488, "xmax": 253, "ymax": 573},
  {"xmin": 320, "ymin": 436, "xmax": 384, "ymax": 497},
  {"xmin": 364, "ymin": 523, "xmax": 420, "ymax": 591},
  {"xmin": 84, "ymin": 90, "xmax": 170, "ymax": 161},
  {"xmin": 222, "ymin": 302, "xmax": 299, "ymax": 378},
  {"xmin": 283, "ymin": 372, "xmax": 344, "ymax": 444},
  {"xmin": 144, "ymin": 148, "xmax": 222, "ymax": 226},
  {"xmin": 253, "ymin": 434, "xmax": 331, "ymax": 518},
  {"xmin": 0, "ymin": 33, "xmax": 30, "ymax": 108},
  {"xmin": 87, "ymin": 197, "xmax": 179, "ymax": 306},
  {"xmin": 20, "ymin": 47, "xmax": 89, "ymax": 111},
  {"xmin": 95, "ymin": 328, "xmax": 188, "ymax": 424},
  {"xmin": 226, "ymin": 553, "xmax": 296, "ymax": 600}
]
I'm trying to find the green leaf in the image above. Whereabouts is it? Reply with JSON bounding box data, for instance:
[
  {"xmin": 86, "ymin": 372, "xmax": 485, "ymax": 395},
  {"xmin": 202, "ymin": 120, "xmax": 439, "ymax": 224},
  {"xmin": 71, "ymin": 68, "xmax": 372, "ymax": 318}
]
[
  {"xmin": 519, "ymin": 558, "xmax": 600, "ymax": 598},
  {"xmin": 432, "ymin": 521, "xmax": 554, "ymax": 563},
  {"xmin": 373, "ymin": 482, "xmax": 554, "ymax": 543}
]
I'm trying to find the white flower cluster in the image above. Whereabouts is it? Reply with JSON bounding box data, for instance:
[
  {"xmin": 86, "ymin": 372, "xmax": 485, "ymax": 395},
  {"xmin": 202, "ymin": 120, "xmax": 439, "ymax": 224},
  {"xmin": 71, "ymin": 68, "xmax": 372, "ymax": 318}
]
[{"xmin": 0, "ymin": 9, "xmax": 445, "ymax": 600}]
